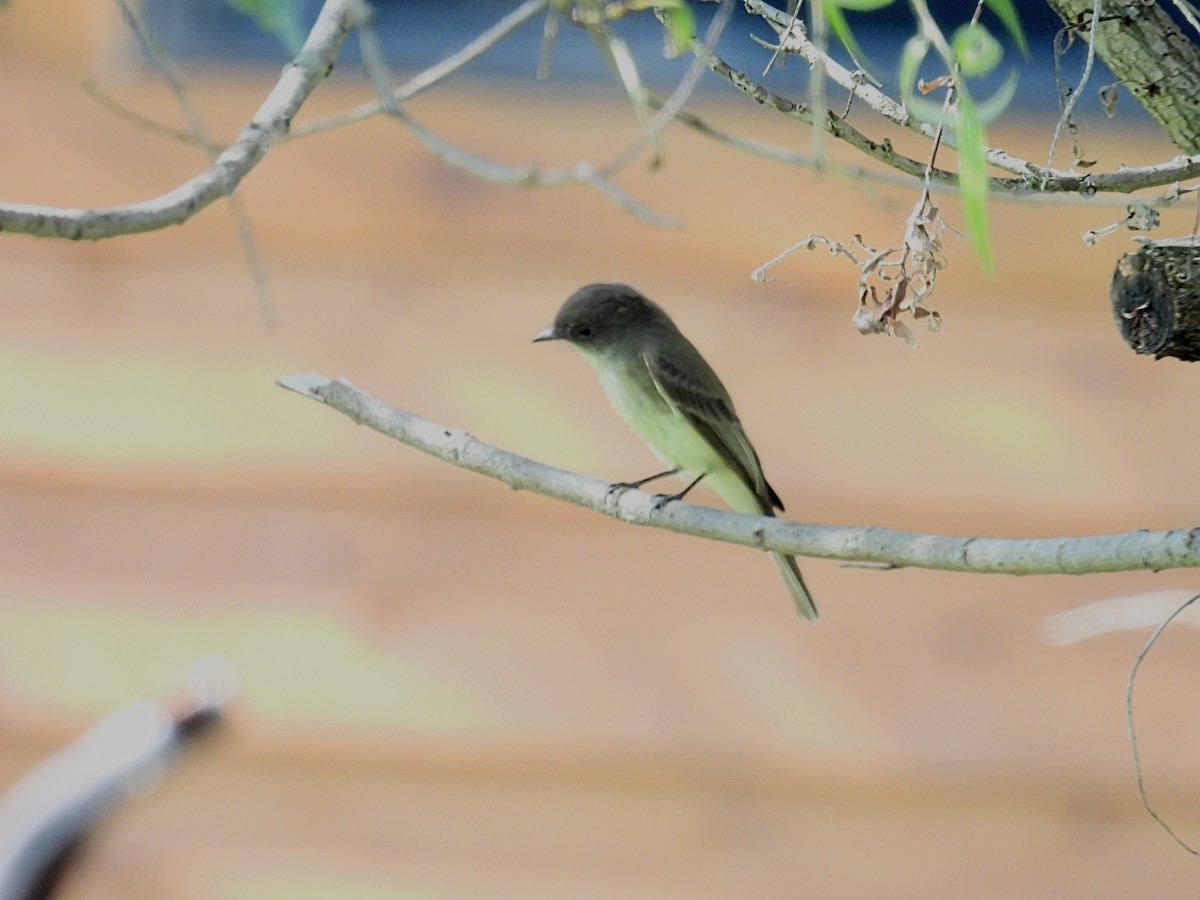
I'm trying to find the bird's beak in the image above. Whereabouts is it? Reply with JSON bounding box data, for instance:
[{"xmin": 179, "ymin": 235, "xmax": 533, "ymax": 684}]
[{"xmin": 532, "ymin": 325, "xmax": 560, "ymax": 343}]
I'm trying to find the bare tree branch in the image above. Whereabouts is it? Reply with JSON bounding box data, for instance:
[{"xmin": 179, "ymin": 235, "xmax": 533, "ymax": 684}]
[
  {"xmin": 0, "ymin": 0, "xmax": 365, "ymax": 240},
  {"xmin": 706, "ymin": 0, "xmax": 1200, "ymax": 198},
  {"xmin": 16, "ymin": 0, "xmax": 1200, "ymax": 247},
  {"xmin": 289, "ymin": 0, "xmax": 550, "ymax": 139},
  {"xmin": 651, "ymin": 93, "xmax": 1146, "ymax": 208},
  {"xmin": 326, "ymin": 0, "xmax": 679, "ymax": 226},
  {"xmin": 278, "ymin": 373, "xmax": 1200, "ymax": 577}
]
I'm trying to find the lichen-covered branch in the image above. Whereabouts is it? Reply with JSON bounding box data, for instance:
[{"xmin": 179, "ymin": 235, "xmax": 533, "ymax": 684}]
[
  {"xmin": 1045, "ymin": 0, "xmax": 1200, "ymax": 153},
  {"xmin": 11, "ymin": 0, "xmax": 1200, "ymax": 245},
  {"xmin": 1110, "ymin": 236, "xmax": 1200, "ymax": 359},
  {"xmin": 278, "ymin": 373, "xmax": 1200, "ymax": 576},
  {"xmin": 706, "ymin": 0, "xmax": 1200, "ymax": 197}
]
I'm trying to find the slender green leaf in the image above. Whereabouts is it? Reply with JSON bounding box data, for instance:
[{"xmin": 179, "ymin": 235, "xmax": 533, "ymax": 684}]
[
  {"xmin": 628, "ymin": 0, "xmax": 694, "ymax": 58},
  {"xmin": 898, "ymin": 34, "xmax": 929, "ymax": 102},
  {"xmin": 659, "ymin": 1, "xmax": 694, "ymax": 58},
  {"xmin": 222, "ymin": 0, "xmax": 304, "ymax": 55},
  {"xmin": 955, "ymin": 91, "xmax": 993, "ymax": 274},
  {"xmin": 820, "ymin": 0, "xmax": 897, "ymax": 71},
  {"xmin": 970, "ymin": 67, "xmax": 1019, "ymax": 124},
  {"xmin": 983, "ymin": 0, "xmax": 1027, "ymax": 56},
  {"xmin": 900, "ymin": 32, "xmax": 1017, "ymax": 126},
  {"xmin": 587, "ymin": 26, "xmax": 664, "ymax": 164},
  {"xmin": 823, "ymin": 2, "xmax": 874, "ymax": 73},
  {"xmin": 829, "ymin": 0, "xmax": 895, "ymax": 10},
  {"xmin": 952, "ymin": 22, "xmax": 1001, "ymax": 78},
  {"xmin": 898, "ymin": 34, "xmax": 955, "ymax": 123}
]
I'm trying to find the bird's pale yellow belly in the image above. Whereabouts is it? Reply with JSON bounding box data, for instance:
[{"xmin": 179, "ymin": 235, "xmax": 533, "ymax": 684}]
[{"xmin": 586, "ymin": 351, "xmax": 725, "ymax": 477}]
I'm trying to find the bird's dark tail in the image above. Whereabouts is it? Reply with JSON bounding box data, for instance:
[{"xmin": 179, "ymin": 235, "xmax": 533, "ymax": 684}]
[
  {"xmin": 771, "ymin": 551, "xmax": 819, "ymax": 622},
  {"xmin": 708, "ymin": 470, "xmax": 819, "ymax": 622}
]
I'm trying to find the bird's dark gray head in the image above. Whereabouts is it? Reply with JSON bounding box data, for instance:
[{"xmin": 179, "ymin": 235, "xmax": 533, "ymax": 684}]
[{"xmin": 533, "ymin": 283, "xmax": 668, "ymax": 350}]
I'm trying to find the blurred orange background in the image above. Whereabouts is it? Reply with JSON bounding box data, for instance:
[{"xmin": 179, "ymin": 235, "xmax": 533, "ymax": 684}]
[{"xmin": 1, "ymin": 3, "xmax": 1199, "ymax": 897}]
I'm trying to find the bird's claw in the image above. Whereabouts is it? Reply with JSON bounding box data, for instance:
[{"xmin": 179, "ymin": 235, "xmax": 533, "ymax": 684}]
[
  {"xmin": 606, "ymin": 481, "xmax": 638, "ymax": 498},
  {"xmin": 605, "ymin": 482, "xmax": 679, "ymax": 512},
  {"xmin": 650, "ymin": 492, "xmax": 683, "ymax": 512}
]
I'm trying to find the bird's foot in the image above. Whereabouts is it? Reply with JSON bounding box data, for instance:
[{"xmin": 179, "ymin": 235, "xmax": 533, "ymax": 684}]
[
  {"xmin": 606, "ymin": 481, "xmax": 638, "ymax": 499},
  {"xmin": 606, "ymin": 468, "xmax": 679, "ymax": 499},
  {"xmin": 649, "ymin": 490, "xmax": 686, "ymax": 512}
]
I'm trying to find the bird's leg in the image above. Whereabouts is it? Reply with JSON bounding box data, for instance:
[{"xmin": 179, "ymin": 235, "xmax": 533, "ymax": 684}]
[
  {"xmin": 607, "ymin": 468, "xmax": 679, "ymax": 496},
  {"xmin": 650, "ymin": 472, "xmax": 706, "ymax": 512}
]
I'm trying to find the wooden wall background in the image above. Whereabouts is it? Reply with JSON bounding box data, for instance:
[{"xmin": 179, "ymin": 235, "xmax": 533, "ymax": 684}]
[{"xmin": 1, "ymin": 3, "xmax": 1199, "ymax": 897}]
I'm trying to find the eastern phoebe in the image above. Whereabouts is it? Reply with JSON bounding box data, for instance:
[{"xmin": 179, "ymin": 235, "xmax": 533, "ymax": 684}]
[{"xmin": 534, "ymin": 283, "xmax": 818, "ymax": 621}]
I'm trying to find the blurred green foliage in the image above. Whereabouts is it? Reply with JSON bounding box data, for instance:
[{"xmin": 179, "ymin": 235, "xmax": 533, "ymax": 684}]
[{"xmin": 222, "ymin": 0, "xmax": 305, "ymax": 55}]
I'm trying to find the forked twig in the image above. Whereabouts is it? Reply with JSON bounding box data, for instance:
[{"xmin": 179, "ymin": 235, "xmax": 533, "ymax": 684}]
[{"xmin": 1126, "ymin": 592, "xmax": 1200, "ymax": 857}]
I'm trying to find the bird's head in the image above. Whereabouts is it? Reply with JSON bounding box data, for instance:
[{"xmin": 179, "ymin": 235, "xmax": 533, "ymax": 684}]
[{"xmin": 533, "ymin": 283, "xmax": 664, "ymax": 351}]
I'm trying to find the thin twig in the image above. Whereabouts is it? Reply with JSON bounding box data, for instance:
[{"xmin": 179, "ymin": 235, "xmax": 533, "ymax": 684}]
[
  {"xmin": 746, "ymin": 0, "xmax": 1042, "ymax": 184},
  {"xmin": 915, "ymin": 0, "xmax": 991, "ymax": 201},
  {"xmin": 1174, "ymin": 0, "xmax": 1200, "ymax": 40},
  {"xmin": 695, "ymin": 15, "xmax": 1200, "ymax": 197},
  {"xmin": 599, "ymin": 0, "xmax": 735, "ymax": 178},
  {"xmin": 586, "ymin": 25, "xmax": 665, "ymax": 167},
  {"xmin": 114, "ymin": 0, "xmax": 215, "ymax": 151},
  {"xmin": 82, "ymin": 79, "xmax": 202, "ymax": 146},
  {"xmin": 1126, "ymin": 593, "xmax": 1200, "ymax": 857},
  {"xmin": 1047, "ymin": 0, "xmax": 1103, "ymax": 169},
  {"xmin": 351, "ymin": 0, "xmax": 400, "ymax": 115},
  {"xmin": 763, "ymin": 0, "xmax": 802, "ymax": 75},
  {"xmin": 114, "ymin": 0, "xmax": 275, "ymax": 325},
  {"xmin": 352, "ymin": 2, "xmax": 677, "ymax": 227},
  {"xmin": 649, "ymin": 94, "xmax": 1153, "ymax": 208},
  {"xmin": 853, "ymin": 0, "xmax": 988, "ymax": 340},
  {"xmin": 290, "ymin": 0, "xmax": 549, "ymax": 140}
]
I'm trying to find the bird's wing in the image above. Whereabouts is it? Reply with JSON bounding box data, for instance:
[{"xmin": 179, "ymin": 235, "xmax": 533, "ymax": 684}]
[{"xmin": 642, "ymin": 345, "xmax": 784, "ymax": 512}]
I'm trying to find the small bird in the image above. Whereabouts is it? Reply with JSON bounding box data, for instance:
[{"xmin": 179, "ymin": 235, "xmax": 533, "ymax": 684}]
[{"xmin": 534, "ymin": 282, "xmax": 817, "ymax": 621}]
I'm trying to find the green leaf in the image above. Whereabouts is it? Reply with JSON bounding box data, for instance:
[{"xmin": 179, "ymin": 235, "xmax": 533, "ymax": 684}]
[
  {"xmin": 898, "ymin": 34, "xmax": 952, "ymax": 123},
  {"xmin": 222, "ymin": 0, "xmax": 305, "ymax": 55},
  {"xmin": 983, "ymin": 0, "xmax": 1027, "ymax": 57},
  {"xmin": 952, "ymin": 22, "xmax": 1002, "ymax": 77},
  {"xmin": 955, "ymin": 91, "xmax": 993, "ymax": 274},
  {"xmin": 828, "ymin": 0, "xmax": 895, "ymax": 10},
  {"xmin": 822, "ymin": 1, "xmax": 874, "ymax": 73},
  {"xmin": 628, "ymin": 0, "xmax": 694, "ymax": 58},
  {"xmin": 898, "ymin": 34, "xmax": 929, "ymax": 102},
  {"xmin": 823, "ymin": 0, "xmax": 897, "ymax": 70},
  {"xmin": 586, "ymin": 25, "xmax": 664, "ymax": 165},
  {"xmin": 969, "ymin": 66, "xmax": 1019, "ymax": 124},
  {"xmin": 659, "ymin": 1, "xmax": 694, "ymax": 58},
  {"xmin": 899, "ymin": 32, "xmax": 1017, "ymax": 126}
]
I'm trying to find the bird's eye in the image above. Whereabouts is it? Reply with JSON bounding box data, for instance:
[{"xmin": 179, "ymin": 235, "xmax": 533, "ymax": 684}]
[{"xmin": 571, "ymin": 324, "xmax": 594, "ymax": 341}]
